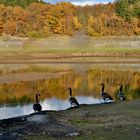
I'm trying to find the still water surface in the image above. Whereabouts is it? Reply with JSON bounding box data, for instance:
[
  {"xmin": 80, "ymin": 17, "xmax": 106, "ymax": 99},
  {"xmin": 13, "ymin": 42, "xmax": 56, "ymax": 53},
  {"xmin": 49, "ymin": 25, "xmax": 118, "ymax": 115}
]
[
  {"xmin": 0, "ymin": 97, "xmax": 103, "ymax": 120},
  {"xmin": 0, "ymin": 58, "xmax": 140, "ymax": 120}
]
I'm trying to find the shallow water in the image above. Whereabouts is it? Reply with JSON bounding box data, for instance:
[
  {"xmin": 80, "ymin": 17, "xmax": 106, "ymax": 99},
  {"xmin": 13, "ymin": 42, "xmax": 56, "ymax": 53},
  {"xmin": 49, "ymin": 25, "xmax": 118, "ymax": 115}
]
[
  {"xmin": 0, "ymin": 96, "xmax": 104, "ymax": 120},
  {"xmin": 0, "ymin": 57, "xmax": 140, "ymax": 120}
]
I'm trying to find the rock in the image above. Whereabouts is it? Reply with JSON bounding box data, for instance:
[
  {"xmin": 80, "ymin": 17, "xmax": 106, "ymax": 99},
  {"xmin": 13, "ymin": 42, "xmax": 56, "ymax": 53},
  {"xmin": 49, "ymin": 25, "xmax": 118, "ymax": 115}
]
[{"xmin": 67, "ymin": 132, "xmax": 79, "ymax": 137}]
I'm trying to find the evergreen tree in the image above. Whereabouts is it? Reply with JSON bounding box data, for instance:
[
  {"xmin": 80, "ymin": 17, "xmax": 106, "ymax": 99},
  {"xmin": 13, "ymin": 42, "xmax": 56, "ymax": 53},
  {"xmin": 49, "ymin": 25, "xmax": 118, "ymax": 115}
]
[
  {"xmin": 133, "ymin": 1, "xmax": 140, "ymax": 17},
  {"xmin": 128, "ymin": 0, "xmax": 139, "ymax": 4},
  {"xmin": 116, "ymin": 0, "xmax": 129, "ymax": 20},
  {"xmin": 116, "ymin": 0, "xmax": 140, "ymax": 19},
  {"xmin": 0, "ymin": 0, "xmax": 43, "ymax": 8}
]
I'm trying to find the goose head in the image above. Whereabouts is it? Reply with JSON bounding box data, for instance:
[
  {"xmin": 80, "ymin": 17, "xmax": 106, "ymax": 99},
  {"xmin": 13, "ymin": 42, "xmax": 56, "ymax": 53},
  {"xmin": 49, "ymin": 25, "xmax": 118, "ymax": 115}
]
[
  {"xmin": 100, "ymin": 83, "xmax": 104, "ymax": 86},
  {"xmin": 35, "ymin": 93, "xmax": 41, "ymax": 103},
  {"xmin": 36, "ymin": 93, "xmax": 40, "ymax": 96},
  {"xmin": 118, "ymin": 83, "xmax": 123, "ymax": 91}
]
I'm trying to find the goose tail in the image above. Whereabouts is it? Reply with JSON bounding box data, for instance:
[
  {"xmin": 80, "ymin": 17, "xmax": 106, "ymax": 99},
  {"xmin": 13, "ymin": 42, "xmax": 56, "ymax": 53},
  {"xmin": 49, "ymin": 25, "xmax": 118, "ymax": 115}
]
[{"xmin": 109, "ymin": 96, "xmax": 113, "ymax": 100}]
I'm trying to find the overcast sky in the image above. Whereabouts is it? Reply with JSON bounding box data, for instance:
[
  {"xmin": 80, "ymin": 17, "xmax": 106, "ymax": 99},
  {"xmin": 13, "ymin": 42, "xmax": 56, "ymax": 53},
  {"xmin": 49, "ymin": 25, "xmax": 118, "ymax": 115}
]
[{"xmin": 43, "ymin": 0, "xmax": 114, "ymax": 6}]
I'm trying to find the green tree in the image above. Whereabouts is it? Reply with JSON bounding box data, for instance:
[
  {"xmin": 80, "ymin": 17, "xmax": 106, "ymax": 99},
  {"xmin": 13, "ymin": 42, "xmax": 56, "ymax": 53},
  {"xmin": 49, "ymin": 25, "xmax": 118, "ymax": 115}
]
[
  {"xmin": 116, "ymin": 0, "xmax": 140, "ymax": 20},
  {"xmin": 116, "ymin": 0, "xmax": 130, "ymax": 20},
  {"xmin": 0, "ymin": 0, "xmax": 44, "ymax": 8},
  {"xmin": 133, "ymin": 1, "xmax": 140, "ymax": 17},
  {"xmin": 128, "ymin": 0, "xmax": 139, "ymax": 4}
]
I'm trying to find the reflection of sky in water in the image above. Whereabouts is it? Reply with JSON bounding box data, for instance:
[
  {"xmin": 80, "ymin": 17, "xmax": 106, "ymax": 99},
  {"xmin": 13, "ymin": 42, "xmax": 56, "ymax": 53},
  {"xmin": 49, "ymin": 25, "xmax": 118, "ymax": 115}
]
[{"xmin": 0, "ymin": 96, "xmax": 103, "ymax": 120}]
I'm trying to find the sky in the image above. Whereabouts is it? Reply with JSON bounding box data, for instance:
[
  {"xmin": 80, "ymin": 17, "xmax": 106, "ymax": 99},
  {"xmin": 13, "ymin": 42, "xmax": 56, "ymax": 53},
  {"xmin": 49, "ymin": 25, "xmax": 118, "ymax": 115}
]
[{"xmin": 43, "ymin": 0, "xmax": 114, "ymax": 6}]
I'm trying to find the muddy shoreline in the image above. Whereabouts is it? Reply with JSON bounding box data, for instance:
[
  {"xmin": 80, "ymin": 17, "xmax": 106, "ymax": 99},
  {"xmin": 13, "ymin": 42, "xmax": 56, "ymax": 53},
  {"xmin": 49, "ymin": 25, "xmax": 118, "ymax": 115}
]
[
  {"xmin": 0, "ymin": 99, "xmax": 140, "ymax": 140},
  {"xmin": 0, "ymin": 54, "xmax": 140, "ymax": 64},
  {"xmin": 0, "ymin": 53, "xmax": 140, "ymax": 59}
]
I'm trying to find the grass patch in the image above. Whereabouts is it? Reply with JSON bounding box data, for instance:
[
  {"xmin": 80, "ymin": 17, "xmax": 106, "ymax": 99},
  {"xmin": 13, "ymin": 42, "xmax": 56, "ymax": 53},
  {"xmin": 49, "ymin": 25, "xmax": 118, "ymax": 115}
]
[
  {"xmin": 0, "ymin": 36, "xmax": 140, "ymax": 56},
  {"xmin": 24, "ymin": 134, "xmax": 55, "ymax": 140},
  {"xmin": 24, "ymin": 124, "xmax": 140, "ymax": 140},
  {"xmin": 70, "ymin": 119, "xmax": 95, "ymax": 126}
]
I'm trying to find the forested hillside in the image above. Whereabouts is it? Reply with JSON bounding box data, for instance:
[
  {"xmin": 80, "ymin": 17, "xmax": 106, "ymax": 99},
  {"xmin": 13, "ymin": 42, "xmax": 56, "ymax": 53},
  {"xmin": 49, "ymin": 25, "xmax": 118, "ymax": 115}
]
[
  {"xmin": 0, "ymin": 0, "xmax": 139, "ymax": 37},
  {"xmin": 0, "ymin": 0, "xmax": 44, "ymax": 7}
]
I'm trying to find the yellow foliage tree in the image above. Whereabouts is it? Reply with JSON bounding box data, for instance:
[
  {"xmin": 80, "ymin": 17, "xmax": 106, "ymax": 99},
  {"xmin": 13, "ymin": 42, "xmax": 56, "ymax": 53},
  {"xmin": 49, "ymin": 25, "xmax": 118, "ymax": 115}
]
[
  {"xmin": 87, "ymin": 15, "xmax": 99, "ymax": 36},
  {"xmin": 0, "ymin": 17, "xmax": 3, "ymax": 34},
  {"xmin": 73, "ymin": 16, "xmax": 82, "ymax": 30},
  {"xmin": 131, "ymin": 18, "xmax": 140, "ymax": 35}
]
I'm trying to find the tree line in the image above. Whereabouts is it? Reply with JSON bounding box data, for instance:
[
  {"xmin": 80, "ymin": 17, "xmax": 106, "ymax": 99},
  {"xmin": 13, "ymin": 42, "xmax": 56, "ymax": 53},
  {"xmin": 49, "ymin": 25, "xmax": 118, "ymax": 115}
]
[
  {"xmin": 0, "ymin": 0, "xmax": 139, "ymax": 37},
  {"xmin": 0, "ymin": 0, "xmax": 44, "ymax": 7}
]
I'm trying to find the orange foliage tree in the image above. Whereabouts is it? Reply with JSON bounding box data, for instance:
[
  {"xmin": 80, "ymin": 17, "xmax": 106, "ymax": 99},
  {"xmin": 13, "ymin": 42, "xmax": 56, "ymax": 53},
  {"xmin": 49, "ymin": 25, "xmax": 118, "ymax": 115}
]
[
  {"xmin": 45, "ymin": 2, "xmax": 81, "ymax": 35},
  {"xmin": 0, "ymin": 2, "xmax": 139, "ymax": 37}
]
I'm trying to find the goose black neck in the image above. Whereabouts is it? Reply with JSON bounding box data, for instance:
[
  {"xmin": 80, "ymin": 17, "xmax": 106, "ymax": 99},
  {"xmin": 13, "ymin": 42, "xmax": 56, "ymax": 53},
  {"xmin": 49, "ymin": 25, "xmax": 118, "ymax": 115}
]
[
  {"xmin": 69, "ymin": 88, "xmax": 72, "ymax": 96},
  {"xmin": 101, "ymin": 84, "xmax": 105, "ymax": 92},
  {"xmin": 36, "ymin": 94, "xmax": 39, "ymax": 103},
  {"xmin": 120, "ymin": 84, "xmax": 123, "ymax": 92}
]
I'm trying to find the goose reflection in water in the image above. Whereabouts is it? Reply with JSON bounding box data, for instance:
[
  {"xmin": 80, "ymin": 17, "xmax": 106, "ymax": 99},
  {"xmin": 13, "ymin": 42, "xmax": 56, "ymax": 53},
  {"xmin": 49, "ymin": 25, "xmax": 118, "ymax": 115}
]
[{"xmin": 0, "ymin": 96, "xmax": 102, "ymax": 120}]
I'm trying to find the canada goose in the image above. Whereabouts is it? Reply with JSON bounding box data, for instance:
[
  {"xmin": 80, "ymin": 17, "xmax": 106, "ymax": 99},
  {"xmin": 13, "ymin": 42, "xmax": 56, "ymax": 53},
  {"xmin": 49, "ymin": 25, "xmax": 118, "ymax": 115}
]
[
  {"xmin": 33, "ymin": 93, "xmax": 42, "ymax": 112},
  {"xmin": 68, "ymin": 87, "xmax": 79, "ymax": 107},
  {"xmin": 118, "ymin": 83, "xmax": 126, "ymax": 101},
  {"xmin": 100, "ymin": 83, "xmax": 113, "ymax": 103}
]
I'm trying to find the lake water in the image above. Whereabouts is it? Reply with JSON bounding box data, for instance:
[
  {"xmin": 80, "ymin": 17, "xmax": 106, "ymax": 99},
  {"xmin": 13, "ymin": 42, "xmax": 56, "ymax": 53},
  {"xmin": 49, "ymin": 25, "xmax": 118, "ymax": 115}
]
[{"xmin": 0, "ymin": 57, "xmax": 140, "ymax": 120}]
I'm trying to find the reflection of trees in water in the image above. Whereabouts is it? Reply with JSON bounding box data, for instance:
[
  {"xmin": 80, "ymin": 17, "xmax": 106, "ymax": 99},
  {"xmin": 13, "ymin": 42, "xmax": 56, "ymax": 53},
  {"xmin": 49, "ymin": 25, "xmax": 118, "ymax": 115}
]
[
  {"xmin": 0, "ymin": 73, "xmax": 74, "ymax": 104},
  {"xmin": 88, "ymin": 70, "xmax": 140, "ymax": 100},
  {"xmin": 0, "ymin": 70, "xmax": 139, "ymax": 104}
]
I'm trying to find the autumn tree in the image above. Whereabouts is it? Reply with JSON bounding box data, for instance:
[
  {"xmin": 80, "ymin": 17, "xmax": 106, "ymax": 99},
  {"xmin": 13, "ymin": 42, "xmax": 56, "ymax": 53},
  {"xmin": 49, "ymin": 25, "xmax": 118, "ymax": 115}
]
[
  {"xmin": 0, "ymin": 4, "xmax": 5, "ymax": 34},
  {"xmin": 45, "ymin": 2, "xmax": 77, "ymax": 35},
  {"xmin": 27, "ymin": 3, "xmax": 51, "ymax": 37},
  {"xmin": 73, "ymin": 16, "xmax": 82, "ymax": 30},
  {"xmin": 130, "ymin": 18, "xmax": 140, "ymax": 34},
  {"xmin": 3, "ymin": 20, "xmax": 17, "ymax": 35},
  {"xmin": 0, "ymin": 1, "xmax": 139, "ymax": 37},
  {"xmin": 13, "ymin": 6, "xmax": 29, "ymax": 36},
  {"xmin": 87, "ymin": 15, "xmax": 99, "ymax": 36},
  {"xmin": 1, "ymin": 5, "xmax": 29, "ymax": 36},
  {"xmin": 0, "ymin": 17, "xmax": 3, "ymax": 34}
]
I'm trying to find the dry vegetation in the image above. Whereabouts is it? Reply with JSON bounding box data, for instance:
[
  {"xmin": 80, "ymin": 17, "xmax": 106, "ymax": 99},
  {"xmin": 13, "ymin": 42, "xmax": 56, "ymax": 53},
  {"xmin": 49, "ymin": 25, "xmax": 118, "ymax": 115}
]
[{"xmin": 0, "ymin": 36, "xmax": 140, "ymax": 61}]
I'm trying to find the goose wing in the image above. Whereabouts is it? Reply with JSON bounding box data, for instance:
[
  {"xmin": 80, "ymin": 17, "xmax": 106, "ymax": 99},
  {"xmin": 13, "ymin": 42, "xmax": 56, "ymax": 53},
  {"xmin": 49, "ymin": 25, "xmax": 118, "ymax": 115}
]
[
  {"xmin": 118, "ymin": 92, "xmax": 126, "ymax": 100},
  {"xmin": 101, "ymin": 92, "xmax": 113, "ymax": 100},
  {"xmin": 33, "ymin": 103, "xmax": 42, "ymax": 112},
  {"xmin": 69, "ymin": 97, "xmax": 79, "ymax": 106}
]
